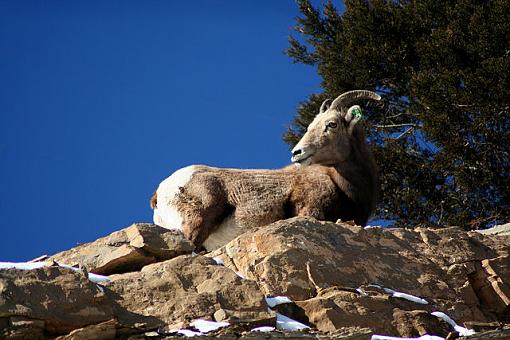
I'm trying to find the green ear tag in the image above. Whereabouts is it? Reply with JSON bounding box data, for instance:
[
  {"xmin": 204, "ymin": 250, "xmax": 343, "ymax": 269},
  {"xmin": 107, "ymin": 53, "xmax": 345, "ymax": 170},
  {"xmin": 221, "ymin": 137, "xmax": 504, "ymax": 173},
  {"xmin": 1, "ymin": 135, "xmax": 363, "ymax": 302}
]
[{"xmin": 352, "ymin": 106, "xmax": 363, "ymax": 119}]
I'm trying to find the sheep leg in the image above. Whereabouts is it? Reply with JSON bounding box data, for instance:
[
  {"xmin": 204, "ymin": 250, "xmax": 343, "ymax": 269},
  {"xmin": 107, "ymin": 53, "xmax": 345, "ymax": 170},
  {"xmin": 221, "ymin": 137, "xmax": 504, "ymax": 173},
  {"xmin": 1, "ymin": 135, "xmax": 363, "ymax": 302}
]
[
  {"xmin": 178, "ymin": 189, "xmax": 230, "ymax": 248},
  {"xmin": 296, "ymin": 206, "xmax": 325, "ymax": 220}
]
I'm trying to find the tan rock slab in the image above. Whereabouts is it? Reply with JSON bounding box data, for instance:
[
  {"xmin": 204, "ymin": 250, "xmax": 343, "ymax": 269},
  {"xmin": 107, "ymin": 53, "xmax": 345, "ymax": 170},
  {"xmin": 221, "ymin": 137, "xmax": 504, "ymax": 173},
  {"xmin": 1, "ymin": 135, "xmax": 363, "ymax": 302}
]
[
  {"xmin": 105, "ymin": 254, "xmax": 275, "ymax": 328},
  {"xmin": 49, "ymin": 223, "xmax": 194, "ymax": 275},
  {"xmin": 211, "ymin": 216, "xmax": 510, "ymax": 327},
  {"xmin": 0, "ymin": 266, "xmax": 114, "ymax": 335}
]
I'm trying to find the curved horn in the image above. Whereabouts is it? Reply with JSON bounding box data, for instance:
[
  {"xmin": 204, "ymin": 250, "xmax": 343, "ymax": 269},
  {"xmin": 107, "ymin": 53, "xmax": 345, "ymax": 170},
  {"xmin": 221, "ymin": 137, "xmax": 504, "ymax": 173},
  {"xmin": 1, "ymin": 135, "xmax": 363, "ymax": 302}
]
[
  {"xmin": 330, "ymin": 90, "xmax": 381, "ymax": 111},
  {"xmin": 319, "ymin": 99, "xmax": 332, "ymax": 114}
]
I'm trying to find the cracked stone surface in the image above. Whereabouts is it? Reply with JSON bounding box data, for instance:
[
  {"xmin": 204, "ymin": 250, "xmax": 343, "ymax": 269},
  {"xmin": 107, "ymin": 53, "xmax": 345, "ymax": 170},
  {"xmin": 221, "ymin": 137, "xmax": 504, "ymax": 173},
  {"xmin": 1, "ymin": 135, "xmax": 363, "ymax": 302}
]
[
  {"xmin": 48, "ymin": 223, "xmax": 194, "ymax": 275},
  {"xmin": 104, "ymin": 254, "xmax": 275, "ymax": 328},
  {"xmin": 1, "ymin": 217, "xmax": 509, "ymax": 338},
  {"xmin": 0, "ymin": 266, "xmax": 115, "ymax": 336},
  {"xmin": 210, "ymin": 217, "xmax": 510, "ymax": 333}
]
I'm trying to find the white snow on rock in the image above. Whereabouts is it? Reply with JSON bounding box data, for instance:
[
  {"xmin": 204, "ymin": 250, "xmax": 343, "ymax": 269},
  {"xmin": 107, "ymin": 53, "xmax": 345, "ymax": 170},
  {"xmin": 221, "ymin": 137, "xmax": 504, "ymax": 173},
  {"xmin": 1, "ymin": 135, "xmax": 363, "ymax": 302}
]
[
  {"xmin": 356, "ymin": 287, "xmax": 368, "ymax": 296},
  {"xmin": 368, "ymin": 284, "xmax": 428, "ymax": 304},
  {"xmin": 175, "ymin": 329, "xmax": 202, "ymax": 337},
  {"xmin": 431, "ymin": 311, "xmax": 475, "ymax": 337},
  {"xmin": 190, "ymin": 319, "xmax": 229, "ymax": 333},
  {"xmin": 265, "ymin": 296, "xmax": 293, "ymax": 308},
  {"xmin": 276, "ymin": 313, "xmax": 310, "ymax": 331},
  {"xmin": 0, "ymin": 261, "xmax": 111, "ymax": 283},
  {"xmin": 371, "ymin": 335, "xmax": 444, "ymax": 340},
  {"xmin": 212, "ymin": 257, "xmax": 224, "ymax": 266},
  {"xmin": 0, "ymin": 261, "xmax": 47, "ymax": 270},
  {"xmin": 251, "ymin": 326, "xmax": 276, "ymax": 332},
  {"xmin": 392, "ymin": 292, "xmax": 428, "ymax": 305},
  {"xmin": 364, "ymin": 225, "xmax": 383, "ymax": 230},
  {"xmin": 86, "ymin": 273, "xmax": 111, "ymax": 284},
  {"xmin": 59, "ymin": 264, "xmax": 111, "ymax": 283}
]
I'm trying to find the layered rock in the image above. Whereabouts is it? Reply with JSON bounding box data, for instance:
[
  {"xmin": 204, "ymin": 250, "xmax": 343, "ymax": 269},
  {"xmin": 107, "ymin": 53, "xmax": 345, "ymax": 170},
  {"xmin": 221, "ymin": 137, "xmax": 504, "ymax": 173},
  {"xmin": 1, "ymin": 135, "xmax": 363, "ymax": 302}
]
[
  {"xmin": 1, "ymin": 218, "xmax": 509, "ymax": 339},
  {"xmin": 48, "ymin": 223, "xmax": 194, "ymax": 275},
  {"xmin": 0, "ymin": 265, "xmax": 114, "ymax": 336},
  {"xmin": 478, "ymin": 223, "xmax": 510, "ymax": 237},
  {"xmin": 105, "ymin": 254, "xmax": 274, "ymax": 329},
  {"xmin": 210, "ymin": 217, "xmax": 510, "ymax": 336}
]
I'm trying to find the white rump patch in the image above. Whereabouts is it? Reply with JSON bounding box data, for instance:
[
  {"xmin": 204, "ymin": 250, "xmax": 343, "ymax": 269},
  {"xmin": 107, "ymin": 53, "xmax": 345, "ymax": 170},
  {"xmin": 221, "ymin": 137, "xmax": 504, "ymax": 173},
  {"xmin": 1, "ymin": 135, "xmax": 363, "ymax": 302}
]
[{"xmin": 153, "ymin": 165, "xmax": 196, "ymax": 231}]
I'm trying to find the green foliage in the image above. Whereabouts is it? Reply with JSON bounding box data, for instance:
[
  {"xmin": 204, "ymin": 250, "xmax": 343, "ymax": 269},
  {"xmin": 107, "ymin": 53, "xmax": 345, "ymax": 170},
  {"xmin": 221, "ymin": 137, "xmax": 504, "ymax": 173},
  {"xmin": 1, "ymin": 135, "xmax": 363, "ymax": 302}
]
[{"xmin": 285, "ymin": 0, "xmax": 510, "ymax": 229}]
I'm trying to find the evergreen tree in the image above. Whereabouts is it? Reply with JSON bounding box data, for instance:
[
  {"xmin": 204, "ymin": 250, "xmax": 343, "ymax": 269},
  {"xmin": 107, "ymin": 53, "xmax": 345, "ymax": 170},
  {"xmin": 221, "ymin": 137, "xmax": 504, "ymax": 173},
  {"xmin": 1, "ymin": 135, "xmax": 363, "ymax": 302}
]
[{"xmin": 285, "ymin": 0, "xmax": 510, "ymax": 228}]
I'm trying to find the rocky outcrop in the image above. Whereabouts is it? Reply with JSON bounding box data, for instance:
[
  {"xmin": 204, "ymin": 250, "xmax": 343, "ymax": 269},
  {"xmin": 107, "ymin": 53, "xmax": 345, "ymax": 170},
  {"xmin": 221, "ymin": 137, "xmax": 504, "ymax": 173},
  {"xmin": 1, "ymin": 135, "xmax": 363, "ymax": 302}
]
[
  {"xmin": 48, "ymin": 223, "xmax": 194, "ymax": 275},
  {"xmin": 1, "ymin": 219, "xmax": 510, "ymax": 339},
  {"xmin": 0, "ymin": 265, "xmax": 115, "ymax": 337},
  {"xmin": 210, "ymin": 217, "xmax": 510, "ymax": 336},
  {"xmin": 106, "ymin": 254, "xmax": 274, "ymax": 330},
  {"xmin": 477, "ymin": 223, "xmax": 510, "ymax": 237}
]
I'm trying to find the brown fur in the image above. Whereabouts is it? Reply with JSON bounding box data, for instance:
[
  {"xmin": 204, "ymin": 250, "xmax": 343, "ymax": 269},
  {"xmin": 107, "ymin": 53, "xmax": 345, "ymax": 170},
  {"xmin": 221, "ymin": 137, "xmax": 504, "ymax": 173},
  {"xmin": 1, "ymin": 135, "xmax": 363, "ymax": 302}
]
[
  {"xmin": 157, "ymin": 151, "xmax": 377, "ymax": 248},
  {"xmin": 150, "ymin": 191, "xmax": 157, "ymax": 209},
  {"xmin": 152, "ymin": 91, "xmax": 380, "ymax": 248}
]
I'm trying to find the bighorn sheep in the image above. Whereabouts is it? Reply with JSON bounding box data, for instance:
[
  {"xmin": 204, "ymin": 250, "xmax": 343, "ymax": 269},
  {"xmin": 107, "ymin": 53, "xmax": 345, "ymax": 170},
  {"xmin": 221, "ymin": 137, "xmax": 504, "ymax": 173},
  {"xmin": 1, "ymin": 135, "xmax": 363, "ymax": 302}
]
[{"xmin": 151, "ymin": 90, "xmax": 381, "ymax": 250}]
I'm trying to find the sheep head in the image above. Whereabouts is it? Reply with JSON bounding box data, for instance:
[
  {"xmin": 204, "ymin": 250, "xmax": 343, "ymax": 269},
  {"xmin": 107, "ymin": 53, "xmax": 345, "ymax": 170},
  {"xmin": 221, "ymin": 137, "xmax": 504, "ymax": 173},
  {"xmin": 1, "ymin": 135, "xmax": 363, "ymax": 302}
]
[{"xmin": 291, "ymin": 90, "xmax": 381, "ymax": 166}]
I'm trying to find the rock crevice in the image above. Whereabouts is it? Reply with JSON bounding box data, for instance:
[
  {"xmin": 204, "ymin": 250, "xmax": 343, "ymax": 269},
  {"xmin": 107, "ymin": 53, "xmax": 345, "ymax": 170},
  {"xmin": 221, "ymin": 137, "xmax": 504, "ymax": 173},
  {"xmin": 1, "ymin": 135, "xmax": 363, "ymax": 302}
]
[{"xmin": 1, "ymin": 218, "xmax": 509, "ymax": 338}]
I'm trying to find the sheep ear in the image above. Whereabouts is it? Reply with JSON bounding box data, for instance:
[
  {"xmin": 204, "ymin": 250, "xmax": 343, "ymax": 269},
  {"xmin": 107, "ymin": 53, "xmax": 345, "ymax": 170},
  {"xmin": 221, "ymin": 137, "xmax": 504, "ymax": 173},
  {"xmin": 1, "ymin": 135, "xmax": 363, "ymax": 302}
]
[
  {"xmin": 319, "ymin": 99, "xmax": 332, "ymax": 114},
  {"xmin": 345, "ymin": 105, "xmax": 363, "ymax": 134}
]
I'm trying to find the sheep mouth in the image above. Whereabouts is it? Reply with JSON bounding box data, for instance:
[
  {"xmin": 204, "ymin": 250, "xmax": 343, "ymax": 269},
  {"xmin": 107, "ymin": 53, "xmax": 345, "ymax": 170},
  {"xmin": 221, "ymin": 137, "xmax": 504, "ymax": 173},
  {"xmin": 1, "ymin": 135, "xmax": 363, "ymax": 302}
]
[{"xmin": 291, "ymin": 154, "xmax": 312, "ymax": 165}]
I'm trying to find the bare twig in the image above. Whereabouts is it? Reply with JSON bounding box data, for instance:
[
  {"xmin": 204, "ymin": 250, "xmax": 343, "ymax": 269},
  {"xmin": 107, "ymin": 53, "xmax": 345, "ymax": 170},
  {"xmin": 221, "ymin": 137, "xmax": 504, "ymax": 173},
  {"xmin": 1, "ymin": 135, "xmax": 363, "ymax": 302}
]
[
  {"xmin": 385, "ymin": 112, "xmax": 407, "ymax": 119},
  {"xmin": 374, "ymin": 123, "xmax": 418, "ymax": 129},
  {"xmin": 395, "ymin": 127, "xmax": 414, "ymax": 140}
]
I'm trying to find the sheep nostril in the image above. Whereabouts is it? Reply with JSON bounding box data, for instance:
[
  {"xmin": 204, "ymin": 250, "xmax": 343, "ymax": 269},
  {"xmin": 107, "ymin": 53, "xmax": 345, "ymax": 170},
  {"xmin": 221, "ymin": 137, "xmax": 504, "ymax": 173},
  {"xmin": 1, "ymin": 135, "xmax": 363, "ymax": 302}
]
[{"xmin": 292, "ymin": 149, "xmax": 302, "ymax": 156}]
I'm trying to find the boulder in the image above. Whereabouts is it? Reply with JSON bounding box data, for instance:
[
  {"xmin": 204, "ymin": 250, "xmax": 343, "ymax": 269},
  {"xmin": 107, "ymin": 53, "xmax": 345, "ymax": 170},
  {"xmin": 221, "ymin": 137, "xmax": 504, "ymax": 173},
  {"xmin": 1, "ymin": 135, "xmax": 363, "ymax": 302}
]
[
  {"xmin": 0, "ymin": 265, "xmax": 114, "ymax": 336},
  {"xmin": 274, "ymin": 287, "xmax": 450, "ymax": 336},
  {"xmin": 210, "ymin": 217, "xmax": 510, "ymax": 335},
  {"xmin": 105, "ymin": 254, "xmax": 275, "ymax": 329},
  {"xmin": 49, "ymin": 223, "xmax": 194, "ymax": 275},
  {"xmin": 56, "ymin": 319, "xmax": 117, "ymax": 340},
  {"xmin": 477, "ymin": 222, "xmax": 510, "ymax": 236},
  {"xmin": 2, "ymin": 217, "xmax": 510, "ymax": 339},
  {"xmin": 0, "ymin": 256, "xmax": 275, "ymax": 338}
]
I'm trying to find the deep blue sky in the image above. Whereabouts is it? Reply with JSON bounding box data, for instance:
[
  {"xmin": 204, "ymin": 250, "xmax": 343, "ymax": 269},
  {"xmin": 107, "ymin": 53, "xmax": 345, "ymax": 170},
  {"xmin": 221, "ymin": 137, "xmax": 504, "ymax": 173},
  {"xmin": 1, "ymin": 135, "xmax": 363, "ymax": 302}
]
[{"xmin": 0, "ymin": 1, "xmax": 347, "ymax": 261}]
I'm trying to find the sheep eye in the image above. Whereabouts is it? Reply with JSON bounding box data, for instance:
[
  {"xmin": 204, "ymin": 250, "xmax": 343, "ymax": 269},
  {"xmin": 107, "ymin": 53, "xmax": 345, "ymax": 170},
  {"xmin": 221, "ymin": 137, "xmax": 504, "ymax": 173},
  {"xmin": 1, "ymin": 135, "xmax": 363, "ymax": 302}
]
[{"xmin": 326, "ymin": 121, "xmax": 338, "ymax": 129}]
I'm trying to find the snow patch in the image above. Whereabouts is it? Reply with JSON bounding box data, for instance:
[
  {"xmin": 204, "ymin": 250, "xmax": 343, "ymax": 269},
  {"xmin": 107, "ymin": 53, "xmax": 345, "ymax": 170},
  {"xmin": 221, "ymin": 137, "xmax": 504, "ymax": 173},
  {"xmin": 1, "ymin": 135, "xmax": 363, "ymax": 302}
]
[
  {"xmin": 276, "ymin": 313, "xmax": 310, "ymax": 331},
  {"xmin": 431, "ymin": 311, "xmax": 475, "ymax": 336},
  {"xmin": 392, "ymin": 292, "xmax": 428, "ymax": 305},
  {"xmin": 251, "ymin": 326, "xmax": 276, "ymax": 332},
  {"xmin": 175, "ymin": 329, "xmax": 202, "ymax": 337},
  {"xmin": 212, "ymin": 257, "xmax": 224, "ymax": 266},
  {"xmin": 190, "ymin": 319, "xmax": 229, "ymax": 333},
  {"xmin": 265, "ymin": 296, "xmax": 293, "ymax": 308},
  {"xmin": 371, "ymin": 335, "xmax": 444, "ymax": 340},
  {"xmin": 59, "ymin": 264, "xmax": 111, "ymax": 283},
  {"xmin": 356, "ymin": 287, "xmax": 368, "ymax": 296},
  {"xmin": 0, "ymin": 261, "xmax": 48, "ymax": 270},
  {"xmin": 368, "ymin": 284, "xmax": 428, "ymax": 304},
  {"xmin": 0, "ymin": 261, "xmax": 111, "ymax": 284}
]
